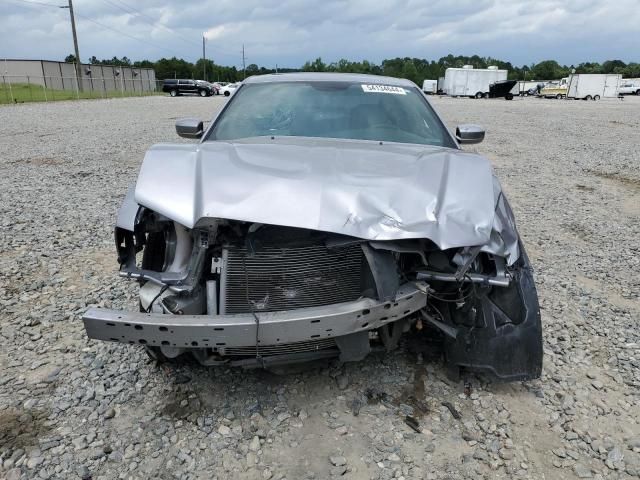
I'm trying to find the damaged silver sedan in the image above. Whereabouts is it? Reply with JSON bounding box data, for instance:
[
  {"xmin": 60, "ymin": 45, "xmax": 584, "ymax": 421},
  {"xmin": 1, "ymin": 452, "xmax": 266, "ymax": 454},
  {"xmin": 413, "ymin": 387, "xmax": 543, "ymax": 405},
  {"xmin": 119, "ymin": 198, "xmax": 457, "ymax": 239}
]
[{"xmin": 83, "ymin": 73, "xmax": 542, "ymax": 381}]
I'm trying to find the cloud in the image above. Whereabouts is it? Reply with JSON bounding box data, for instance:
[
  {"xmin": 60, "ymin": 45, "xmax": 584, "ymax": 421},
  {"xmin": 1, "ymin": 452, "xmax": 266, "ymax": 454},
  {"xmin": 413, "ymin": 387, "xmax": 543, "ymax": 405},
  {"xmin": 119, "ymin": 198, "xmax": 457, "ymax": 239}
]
[{"xmin": 1, "ymin": 0, "xmax": 638, "ymax": 68}]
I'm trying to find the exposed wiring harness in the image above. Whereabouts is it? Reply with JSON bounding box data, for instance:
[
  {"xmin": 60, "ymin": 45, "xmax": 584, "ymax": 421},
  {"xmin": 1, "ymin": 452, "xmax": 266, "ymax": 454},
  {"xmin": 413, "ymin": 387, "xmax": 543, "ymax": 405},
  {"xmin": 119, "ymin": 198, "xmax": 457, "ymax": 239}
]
[
  {"xmin": 146, "ymin": 285, "xmax": 169, "ymax": 313},
  {"xmin": 243, "ymin": 255, "xmax": 264, "ymax": 368}
]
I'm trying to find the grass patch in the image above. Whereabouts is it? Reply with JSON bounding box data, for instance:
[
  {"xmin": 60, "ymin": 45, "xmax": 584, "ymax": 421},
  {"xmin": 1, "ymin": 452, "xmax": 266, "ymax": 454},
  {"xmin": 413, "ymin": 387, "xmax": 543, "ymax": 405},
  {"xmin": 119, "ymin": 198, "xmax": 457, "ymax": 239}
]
[{"xmin": 0, "ymin": 82, "xmax": 162, "ymax": 104}]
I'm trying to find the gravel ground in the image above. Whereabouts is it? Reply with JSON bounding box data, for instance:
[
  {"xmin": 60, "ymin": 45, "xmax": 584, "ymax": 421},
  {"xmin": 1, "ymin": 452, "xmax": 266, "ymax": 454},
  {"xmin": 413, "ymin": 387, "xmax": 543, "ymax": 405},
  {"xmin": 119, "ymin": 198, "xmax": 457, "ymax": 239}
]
[{"xmin": 1, "ymin": 94, "xmax": 639, "ymax": 480}]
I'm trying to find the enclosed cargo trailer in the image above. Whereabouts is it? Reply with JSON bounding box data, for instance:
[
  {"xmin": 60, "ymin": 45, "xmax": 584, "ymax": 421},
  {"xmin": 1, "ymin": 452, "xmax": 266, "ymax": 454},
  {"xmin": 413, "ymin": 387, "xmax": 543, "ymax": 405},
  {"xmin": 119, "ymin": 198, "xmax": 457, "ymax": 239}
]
[
  {"xmin": 489, "ymin": 80, "xmax": 518, "ymax": 100},
  {"xmin": 566, "ymin": 74, "xmax": 621, "ymax": 100},
  {"xmin": 517, "ymin": 80, "xmax": 547, "ymax": 96},
  {"xmin": 422, "ymin": 79, "xmax": 437, "ymax": 94},
  {"xmin": 442, "ymin": 66, "xmax": 508, "ymax": 98}
]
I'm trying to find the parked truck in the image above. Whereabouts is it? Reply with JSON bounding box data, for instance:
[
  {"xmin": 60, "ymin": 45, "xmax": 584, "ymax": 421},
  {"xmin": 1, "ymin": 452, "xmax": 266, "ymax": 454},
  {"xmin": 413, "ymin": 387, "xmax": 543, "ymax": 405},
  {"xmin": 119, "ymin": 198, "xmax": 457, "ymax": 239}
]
[
  {"xmin": 618, "ymin": 79, "xmax": 640, "ymax": 95},
  {"xmin": 441, "ymin": 65, "xmax": 508, "ymax": 99},
  {"xmin": 539, "ymin": 78, "xmax": 569, "ymax": 99}
]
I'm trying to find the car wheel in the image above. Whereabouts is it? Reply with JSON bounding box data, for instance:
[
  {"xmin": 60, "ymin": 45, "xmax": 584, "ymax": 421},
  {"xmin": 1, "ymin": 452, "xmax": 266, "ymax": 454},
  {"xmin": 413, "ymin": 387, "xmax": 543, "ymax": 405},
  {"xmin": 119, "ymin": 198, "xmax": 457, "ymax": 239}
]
[
  {"xmin": 143, "ymin": 345, "xmax": 169, "ymax": 363},
  {"xmin": 636, "ymin": 89, "xmax": 640, "ymax": 96},
  {"xmin": 224, "ymin": 91, "xmax": 230, "ymax": 96},
  {"xmin": 483, "ymin": 92, "xmax": 490, "ymax": 99},
  {"xmin": 475, "ymin": 92, "xmax": 483, "ymax": 99},
  {"xmin": 505, "ymin": 93, "xmax": 514, "ymax": 100},
  {"xmin": 593, "ymin": 95, "xmax": 600, "ymax": 101},
  {"xmin": 199, "ymin": 89, "xmax": 207, "ymax": 97},
  {"xmin": 585, "ymin": 95, "xmax": 592, "ymax": 100},
  {"xmin": 556, "ymin": 94, "xmax": 562, "ymax": 99},
  {"xmin": 169, "ymin": 89, "xmax": 178, "ymax": 97}
]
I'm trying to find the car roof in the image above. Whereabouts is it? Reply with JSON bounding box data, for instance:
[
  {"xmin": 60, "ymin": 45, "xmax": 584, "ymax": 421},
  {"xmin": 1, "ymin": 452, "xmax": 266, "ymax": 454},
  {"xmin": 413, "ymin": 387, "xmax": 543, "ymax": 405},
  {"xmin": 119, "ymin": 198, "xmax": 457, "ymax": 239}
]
[{"xmin": 243, "ymin": 72, "xmax": 415, "ymax": 87}]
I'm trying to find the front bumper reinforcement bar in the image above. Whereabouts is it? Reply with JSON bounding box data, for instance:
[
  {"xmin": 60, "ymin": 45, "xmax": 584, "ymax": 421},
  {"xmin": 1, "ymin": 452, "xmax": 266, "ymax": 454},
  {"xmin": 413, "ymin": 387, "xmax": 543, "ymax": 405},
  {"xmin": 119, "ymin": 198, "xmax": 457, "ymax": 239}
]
[{"xmin": 82, "ymin": 283, "xmax": 427, "ymax": 350}]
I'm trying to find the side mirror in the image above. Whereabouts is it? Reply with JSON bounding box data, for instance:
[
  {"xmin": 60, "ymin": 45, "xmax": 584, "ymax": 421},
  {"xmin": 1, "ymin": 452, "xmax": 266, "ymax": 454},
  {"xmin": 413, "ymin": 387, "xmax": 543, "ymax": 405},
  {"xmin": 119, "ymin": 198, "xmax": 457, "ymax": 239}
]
[
  {"xmin": 455, "ymin": 124, "xmax": 485, "ymax": 144},
  {"xmin": 176, "ymin": 118, "xmax": 204, "ymax": 139}
]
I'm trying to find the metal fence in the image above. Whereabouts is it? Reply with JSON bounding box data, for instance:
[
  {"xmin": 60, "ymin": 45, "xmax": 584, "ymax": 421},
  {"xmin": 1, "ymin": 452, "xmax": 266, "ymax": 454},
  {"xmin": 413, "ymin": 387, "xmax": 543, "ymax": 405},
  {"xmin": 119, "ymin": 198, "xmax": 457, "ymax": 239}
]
[{"xmin": 1, "ymin": 75, "xmax": 163, "ymax": 103}]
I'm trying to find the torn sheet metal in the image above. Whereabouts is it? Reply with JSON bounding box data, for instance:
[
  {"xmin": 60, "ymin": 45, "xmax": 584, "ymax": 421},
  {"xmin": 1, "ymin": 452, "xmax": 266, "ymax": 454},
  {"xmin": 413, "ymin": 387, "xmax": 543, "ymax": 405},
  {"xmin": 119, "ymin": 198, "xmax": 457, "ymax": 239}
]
[{"xmin": 133, "ymin": 137, "xmax": 519, "ymax": 262}]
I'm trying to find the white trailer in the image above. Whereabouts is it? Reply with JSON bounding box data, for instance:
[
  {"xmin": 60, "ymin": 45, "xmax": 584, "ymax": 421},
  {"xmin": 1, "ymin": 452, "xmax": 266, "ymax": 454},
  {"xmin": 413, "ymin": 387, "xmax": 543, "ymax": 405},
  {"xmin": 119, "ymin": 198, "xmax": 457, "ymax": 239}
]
[
  {"xmin": 517, "ymin": 80, "xmax": 545, "ymax": 96},
  {"xmin": 442, "ymin": 66, "xmax": 508, "ymax": 98},
  {"xmin": 566, "ymin": 74, "xmax": 621, "ymax": 100},
  {"xmin": 422, "ymin": 79, "xmax": 437, "ymax": 94}
]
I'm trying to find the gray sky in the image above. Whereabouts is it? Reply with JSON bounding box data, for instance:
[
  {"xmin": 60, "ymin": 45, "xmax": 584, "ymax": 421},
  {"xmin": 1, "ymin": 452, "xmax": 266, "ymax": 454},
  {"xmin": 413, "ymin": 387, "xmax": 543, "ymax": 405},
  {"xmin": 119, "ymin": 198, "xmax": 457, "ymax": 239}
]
[{"xmin": 2, "ymin": 0, "xmax": 638, "ymax": 68}]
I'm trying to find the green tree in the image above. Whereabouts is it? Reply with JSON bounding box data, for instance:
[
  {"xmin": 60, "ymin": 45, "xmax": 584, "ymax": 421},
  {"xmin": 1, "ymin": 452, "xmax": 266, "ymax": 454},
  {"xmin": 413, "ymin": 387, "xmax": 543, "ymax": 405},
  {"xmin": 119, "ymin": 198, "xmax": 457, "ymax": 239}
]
[
  {"xmin": 154, "ymin": 57, "xmax": 195, "ymax": 79},
  {"xmin": 401, "ymin": 59, "xmax": 419, "ymax": 84},
  {"xmin": 133, "ymin": 59, "xmax": 155, "ymax": 69},
  {"xmin": 622, "ymin": 62, "xmax": 640, "ymax": 78},
  {"xmin": 575, "ymin": 62, "xmax": 602, "ymax": 74},
  {"xmin": 602, "ymin": 60, "xmax": 626, "ymax": 74},
  {"xmin": 194, "ymin": 58, "xmax": 216, "ymax": 81},
  {"xmin": 302, "ymin": 57, "xmax": 327, "ymax": 72},
  {"xmin": 245, "ymin": 63, "xmax": 260, "ymax": 76},
  {"xmin": 531, "ymin": 60, "xmax": 568, "ymax": 80}
]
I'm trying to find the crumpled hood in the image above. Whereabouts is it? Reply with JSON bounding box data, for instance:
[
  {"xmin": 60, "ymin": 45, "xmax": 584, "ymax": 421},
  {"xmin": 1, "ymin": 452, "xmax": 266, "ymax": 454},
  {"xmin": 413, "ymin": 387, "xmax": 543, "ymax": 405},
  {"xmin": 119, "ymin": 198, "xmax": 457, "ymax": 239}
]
[{"xmin": 135, "ymin": 138, "xmax": 499, "ymax": 251}]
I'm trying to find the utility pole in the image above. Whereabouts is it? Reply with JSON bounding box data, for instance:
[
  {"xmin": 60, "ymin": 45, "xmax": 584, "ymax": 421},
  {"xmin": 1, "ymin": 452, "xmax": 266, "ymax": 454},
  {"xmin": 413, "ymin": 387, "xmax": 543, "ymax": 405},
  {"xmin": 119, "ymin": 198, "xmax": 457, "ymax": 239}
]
[
  {"xmin": 242, "ymin": 44, "xmax": 246, "ymax": 79},
  {"xmin": 61, "ymin": 0, "xmax": 82, "ymax": 91},
  {"xmin": 202, "ymin": 35, "xmax": 206, "ymax": 81}
]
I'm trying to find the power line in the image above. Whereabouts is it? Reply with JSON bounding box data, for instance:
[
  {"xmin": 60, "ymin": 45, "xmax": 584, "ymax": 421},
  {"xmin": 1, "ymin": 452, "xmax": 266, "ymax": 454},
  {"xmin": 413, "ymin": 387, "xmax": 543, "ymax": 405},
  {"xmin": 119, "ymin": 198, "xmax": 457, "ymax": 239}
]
[
  {"xmin": 7, "ymin": 0, "xmax": 63, "ymax": 7},
  {"xmin": 98, "ymin": 0, "xmax": 239, "ymax": 59},
  {"xmin": 8, "ymin": 0, "xmax": 244, "ymax": 62},
  {"xmin": 103, "ymin": 1, "xmax": 241, "ymax": 58},
  {"xmin": 99, "ymin": 0, "xmax": 200, "ymax": 48},
  {"xmin": 9, "ymin": 0, "xmax": 193, "ymax": 58},
  {"xmin": 73, "ymin": 12, "xmax": 186, "ymax": 58}
]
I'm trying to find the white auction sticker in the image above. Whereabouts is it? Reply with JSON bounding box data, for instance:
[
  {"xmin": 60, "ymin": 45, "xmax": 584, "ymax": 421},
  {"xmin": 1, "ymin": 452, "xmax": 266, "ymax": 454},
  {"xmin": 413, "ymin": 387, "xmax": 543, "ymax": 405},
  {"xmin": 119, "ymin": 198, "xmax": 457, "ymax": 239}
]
[{"xmin": 361, "ymin": 84, "xmax": 407, "ymax": 95}]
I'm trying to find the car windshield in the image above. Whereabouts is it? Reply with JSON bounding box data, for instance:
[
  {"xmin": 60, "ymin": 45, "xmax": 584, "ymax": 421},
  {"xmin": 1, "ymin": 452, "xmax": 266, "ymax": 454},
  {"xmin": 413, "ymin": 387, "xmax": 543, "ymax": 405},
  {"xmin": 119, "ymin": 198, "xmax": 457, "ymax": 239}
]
[{"xmin": 208, "ymin": 81, "xmax": 455, "ymax": 147}]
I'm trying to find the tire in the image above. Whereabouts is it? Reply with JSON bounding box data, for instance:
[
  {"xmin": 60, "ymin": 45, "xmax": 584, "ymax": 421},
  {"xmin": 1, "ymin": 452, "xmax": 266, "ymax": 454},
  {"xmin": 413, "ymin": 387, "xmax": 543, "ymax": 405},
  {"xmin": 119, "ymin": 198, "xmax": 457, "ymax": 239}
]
[
  {"xmin": 475, "ymin": 92, "xmax": 483, "ymax": 99},
  {"xmin": 556, "ymin": 94, "xmax": 562, "ymax": 100},
  {"xmin": 505, "ymin": 93, "xmax": 514, "ymax": 100},
  {"xmin": 198, "ymin": 89, "xmax": 207, "ymax": 97},
  {"xmin": 483, "ymin": 92, "xmax": 489, "ymax": 99},
  {"xmin": 593, "ymin": 95, "xmax": 600, "ymax": 101},
  {"xmin": 144, "ymin": 345, "xmax": 169, "ymax": 363},
  {"xmin": 585, "ymin": 95, "xmax": 592, "ymax": 101},
  {"xmin": 224, "ymin": 91, "xmax": 230, "ymax": 96},
  {"xmin": 636, "ymin": 89, "xmax": 640, "ymax": 96},
  {"xmin": 169, "ymin": 89, "xmax": 178, "ymax": 97}
]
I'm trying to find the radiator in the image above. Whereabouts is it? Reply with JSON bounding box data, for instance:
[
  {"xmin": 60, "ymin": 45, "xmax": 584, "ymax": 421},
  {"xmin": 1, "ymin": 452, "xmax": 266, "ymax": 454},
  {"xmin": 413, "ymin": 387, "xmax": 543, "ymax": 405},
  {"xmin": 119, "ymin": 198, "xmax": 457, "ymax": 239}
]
[{"xmin": 220, "ymin": 243, "xmax": 365, "ymax": 314}]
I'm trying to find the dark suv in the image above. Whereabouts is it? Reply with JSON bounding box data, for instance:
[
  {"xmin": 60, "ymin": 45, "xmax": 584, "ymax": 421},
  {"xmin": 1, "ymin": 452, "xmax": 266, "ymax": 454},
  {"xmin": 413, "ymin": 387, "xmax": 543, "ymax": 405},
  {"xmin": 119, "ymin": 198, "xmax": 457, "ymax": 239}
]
[{"xmin": 162, "ymin": 79, "xmax": 216, "ymax": 97}]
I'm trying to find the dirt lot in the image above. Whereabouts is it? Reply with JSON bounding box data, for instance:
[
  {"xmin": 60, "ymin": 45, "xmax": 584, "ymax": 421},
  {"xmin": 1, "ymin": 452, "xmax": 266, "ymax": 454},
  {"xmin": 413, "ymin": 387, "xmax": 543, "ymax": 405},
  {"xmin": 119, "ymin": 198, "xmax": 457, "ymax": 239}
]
[{"xmin": 1, "ymin": 94, "xmax": 639, "ymax": 480}]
